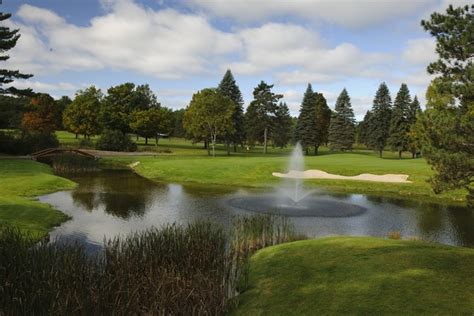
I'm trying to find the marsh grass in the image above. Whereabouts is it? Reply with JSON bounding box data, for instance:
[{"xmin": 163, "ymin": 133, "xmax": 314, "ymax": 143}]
[
  {"xmin": 0, "ymin": 215, "xmax": 300, "ymax": 315},
  {"xmin": 51, "ymin": 154, "xmax": 100, "ymax": 173}
]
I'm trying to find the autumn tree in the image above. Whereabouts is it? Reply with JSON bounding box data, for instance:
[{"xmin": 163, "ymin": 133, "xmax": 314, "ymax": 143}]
[
  {"xmin": 22, "ymin": 94, "xmax": 57, "ymax": 134},
  {"xmin": 183, "ymin": 89, "xmax": 234, "ymax": 157}
]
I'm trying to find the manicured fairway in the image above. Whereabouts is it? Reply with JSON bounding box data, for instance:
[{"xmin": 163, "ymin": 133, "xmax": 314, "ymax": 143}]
[
  {"xmin": 108, "ymin": 152, "xmax": 466, "ymax": 204},
  {"xmin": 0, "ymin": 159, "xmax": 76, "ymax": 237},
  {"xmin": 235, "ymin": 237, "xmax": 474, "ymax": 315}
]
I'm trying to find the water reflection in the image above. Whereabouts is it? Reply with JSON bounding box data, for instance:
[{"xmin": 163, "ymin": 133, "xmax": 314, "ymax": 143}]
[{"xmin": 40, "ymin": 170, "xmax": 474, "ymax": 249}]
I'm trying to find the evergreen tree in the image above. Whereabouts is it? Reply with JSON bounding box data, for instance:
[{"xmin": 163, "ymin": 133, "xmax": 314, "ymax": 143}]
[
  {"xmin": 314, "ymin": 92, "xmax": 331, "ymax": 153},
  {"xmin": 217, "ymin": 69, "xmax": 245, "ymax": 151},
  {"xmin": 245, "ymin": 81, "xmax": 282, "ymax": 154},
  {"xmin": 328, "ymin": 89, "xmax": 355, "ymax": 150},
  {"xmin": 407, "ymin": 96, "xmax": 422, "ymax": 158},
  {"xmin": 296, "ymin": 84, "xmax": 317, "ymax": 154},
  {"xmin": 358, "ymin": 110, "xmax": 373, "ymax": 147},
  {"xmin": 418, "ymin": 4, "xmax": 473, "ymax": 205},
  {"xmin": 0, "ymin": 13, "xmax": 33, "ymax": 95},
  {"xmin": 368, "ymin": 82, "xmax": 392, "ymax": 157},
  {"xmin": 272, "ymin": 102, "xmax": 292, "ymax": 148},
  {"xmin": 387, "ymin": 83, "xmax": 412, "ymax": 158}
]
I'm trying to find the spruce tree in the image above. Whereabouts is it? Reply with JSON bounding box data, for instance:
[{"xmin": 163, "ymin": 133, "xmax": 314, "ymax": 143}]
[
  {"xmin": 387, "ymin": 83, "xmax": 412, "ymax": 158},
  {"xmin": 328, "ymin": 89, "xmax": 355, "ymax": 150},
  {"xmin": 368, "ymin": 82, "xmax": 392, "ymax": 157},
  {"xmin": 296, "ymin": 84, "xmax": 317, "ymax": 154},
  {"xmin": 272, "ymin": 102, "xmax": 292, "ymax": 148},
  {"xmin": 217, "ymin": 69, "xmax": 245, "ymax": 151},
  {"xmin": 358, "ymin": 110, "xmax": 373, "ymax": 147},
  {"xmin": 314, "ymin": 92, "xmax": 331, "ymax": 153},
  {"xmin": 0, "ymin": 13, "xmax": 33, "ymax": 95},
  {"xmin": 407, "ymin": 96, "xmax": 422, "ymax": 158},
  {"xmin": 245, "ymin": 81, "xmax": 282, "ymax": 153}
]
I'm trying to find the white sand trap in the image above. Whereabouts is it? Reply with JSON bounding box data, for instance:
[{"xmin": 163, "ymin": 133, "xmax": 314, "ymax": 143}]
[{"xmin": 272, "ymin": 169, "xmax": 411, "ymax": 183}]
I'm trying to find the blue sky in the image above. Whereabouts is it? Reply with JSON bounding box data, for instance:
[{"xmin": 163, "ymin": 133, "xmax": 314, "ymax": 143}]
[{"xmin": 2, "ymin": 0, "xmax": 470, "ymax": 119}]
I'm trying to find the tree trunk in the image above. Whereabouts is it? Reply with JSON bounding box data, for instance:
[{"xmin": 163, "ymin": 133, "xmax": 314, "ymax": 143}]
[
  {"xmin": 398, "ymin": 150, "xmax": 402, "ymax": 159},
  {"xmin": 234, "ymin": 144, "xmax": 237, "ymax": 152},
  {"xmin": 206, "ymin": 140, "xmax": 211, "ymax": 156},
  {"xmin": 211, "ymin": 134, "xmax": 216, "ymax": 157},
  {"xmin": 204, "ymin": 140, "xmax": 208, "ymax": 149},
  {"xmin": 145, "ymin": 137, "xmax": 148, "ymax": 145},
  {"xmin": 412, "ymin": 152, "xmax": 415, "ymax": 159},
  {"xmin": 155, "ymin": 136, "xmax": 160, "ymax": 146},
  {"xmin": 263, "ymin": 127, "xmax": 268, "ymax": 154},
  {"xmin": 314, "ymin": 146, "xmax": 319, "ymax": 155},
  {"xmin": 379, "ymin": 149, "xmax": 383, "ymax": 158},
  {"xmin": 136, "ymin": 135, "xmax": 139, "ymax": 141},
  {"xmin": 75, "ymin": 133, "xmax": 78, "ymax": 139},
  {"xmin": 226, "ymin": 142, "xmax": 230, "ymax": 156}
]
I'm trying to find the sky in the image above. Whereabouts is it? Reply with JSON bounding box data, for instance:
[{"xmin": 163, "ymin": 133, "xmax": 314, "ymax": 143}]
[{"xmin": 2, "ymin": 0, "xmax": 471, "ymax": 119}]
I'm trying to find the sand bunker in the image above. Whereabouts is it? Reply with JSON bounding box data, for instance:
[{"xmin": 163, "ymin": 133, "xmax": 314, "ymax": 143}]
[{"xmin": 272, "ymin": 169, "xmax": 411, "ymax": 183}]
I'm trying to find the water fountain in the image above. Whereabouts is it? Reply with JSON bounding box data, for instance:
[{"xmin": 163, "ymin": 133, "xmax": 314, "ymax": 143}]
[{"xmin": 228, "ymin": 143, "xmax": 367, "ymax": 217}]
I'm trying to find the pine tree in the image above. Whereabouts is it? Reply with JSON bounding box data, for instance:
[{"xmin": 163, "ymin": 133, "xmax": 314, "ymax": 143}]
[
  {"xmin": 407, "ymin": 96, "xmax": 422, "ymax": 158},
  {"xmin": 272, "ymin": 102, "xmax": 292, "ymax": 148},
  {"xmin": 217, "ymin": 69, "xmax": 245, "ymax": 152},
  {"xmin": 328, "ymin": 89, "xmax": 355, "ymax": 150},
  {"xmin": 358, "ymin": 110, "xmax": 373, "ymax": 147},
  {"xmin": 387, "ymin": 83, "xmax": 412, "ymax": 158},
  {"xmin": 368, "ymin": 82, "xmax": 392, "ymax": 157},
  {"xmin": 0, "ymin": 13, "xmax": 33, "ymax": 95},
  {"xmin": 314, "ymin": 92, "xmax": 331, "ymax": 153},
  {"xmin": 296, "ymin": 84, "xmax": 317, "ymax": 154},
  {"xmin": 245, "ymin": 81, "xmax": 282, "ymax": 154}
]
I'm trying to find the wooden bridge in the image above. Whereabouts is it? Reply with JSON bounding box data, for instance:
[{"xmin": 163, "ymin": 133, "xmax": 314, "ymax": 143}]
[{"xmin": 31, "ymin": 148, "xmax": 98, "ymax": 160}]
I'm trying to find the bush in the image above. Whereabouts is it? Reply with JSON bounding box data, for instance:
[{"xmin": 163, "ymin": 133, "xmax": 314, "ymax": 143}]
[
  {"xmin": 96, "ymin": 129, "xmax": 137, "ymax": 152},
  {"xmin": 78, "ymin": 138, "xmax": 93, "ymax": 148},
  {"xmin": 0, "ymin": 130, "xmax": 58, "ymax": 155}
]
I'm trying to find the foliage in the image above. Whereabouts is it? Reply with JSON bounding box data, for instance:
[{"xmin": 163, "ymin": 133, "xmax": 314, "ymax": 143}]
[
  {"xmin": 406, "ymin": 96, "xmax": 422, "ymax": 158},
  {"xmin": 0, "ymin": 216, "xmax": 299, "ymax": 315},
  {"xmin": 53, "ymin": 96, "xmax": 71, "ymax": 129},
  {"xmin": 272, "ymin": 102, "xmax": 292, "ymax": 148},
  {"xmin": 245, "ymin": 81, "xmax": 283, "ymax": 153},
  {"xmin": 130, "ymin": 107, "xmax": 174, "ymax": 144},
  {"xmin": 0, "ymin": 130, "xmax": 59, "ymax": 155},
  {"xmin": 328, "ymin": 88, "xmax": 355, "ymax": 150},
  {"xmin": 63, "ymin": 86, "xmax": 102, "ymax": 138},
  {"xmin": 100, "ymin": 83, "xmax": 159, "ymax": 133},
  {"xmin": 96, "ymin": 129, "xmax": 137, "ymax": 152},
  {"xmin": 0, "ymin": 12, "xmax": 33, "ymax": 96},
  {"xmin": 367, "ymin": 82, "xmax": 392, "ymax": 157},
  {"xmin": 0, "ymin": 95, "xmax": 30, "ymax": 128},
  {"xmin": 217, "ymin": 69, "xmax": 246, "ymax": 148},
  {"xmin": 296, "ymin": 84, "xmax": 317, "ymax": 154},
  {"xmin": 236, "ymin": 237, "xmax": 474, "ymax": 315},
  {"xmin": 418, "ymin": 4, "xmax": 474, "ymax": 205},
  {"xmin": 21, "ymin": 94, "xmax": 57, "ymax": 134},
  {"xmin": 387, "ymin": 84, "xmax": 412, "ymax": 158},
  {"xmin": 171, "ymin": 108, "xmax": 186, "ymax": 138},
  {"xmin": 358, "ymin": 110, "xmax": 372, "ymax": 147},
  {"xmin": 183, "ymin": 88, "xmax": 235, "ymax": 157}
]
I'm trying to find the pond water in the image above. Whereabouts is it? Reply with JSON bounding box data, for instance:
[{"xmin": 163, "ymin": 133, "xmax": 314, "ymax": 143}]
[{"xmin": 39, "ymin": 170, "xmax": 474, "ymax": 251}]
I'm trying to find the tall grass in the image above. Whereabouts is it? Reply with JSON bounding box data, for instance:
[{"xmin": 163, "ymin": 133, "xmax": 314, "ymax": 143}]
[
  {"xmin": 0, "ymin": 215, "xmax": 303, "ymax": 315},
  {"xmin": 50, "ymin": 154, "xmax": 100, "ymax": 173}
]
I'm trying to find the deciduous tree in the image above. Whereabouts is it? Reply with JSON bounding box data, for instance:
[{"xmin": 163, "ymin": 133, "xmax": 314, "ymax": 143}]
[{"xmin": 63, "ymin": 86, "xmax": 102, "ymax": 138}]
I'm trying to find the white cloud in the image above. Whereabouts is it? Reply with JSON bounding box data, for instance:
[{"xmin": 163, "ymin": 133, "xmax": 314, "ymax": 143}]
[
  {"xmin": 188, "ymin": 0, "xmax": 434, "ymax": 27},
  {"xmin": 402, "ymin": 38, "xmax": 437, "ymax": 65},
  {"xmin": 10, "ymin": 80, "xmax": 84, "ymax": 96},
  {"xmin": 6, "ymin": 1, "xmax": 241, "ymax": 78}
]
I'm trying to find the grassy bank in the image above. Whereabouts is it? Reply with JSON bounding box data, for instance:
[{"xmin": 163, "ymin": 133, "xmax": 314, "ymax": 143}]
[
  {"xmin": 0, "ymin": 159, "xmax": 76, "ymax": 237},
  {"xmin": 108, "ymin": 152, "xmax": 466, "ymax": 204},
  {"xmin": 236, "ymin": 237, "xmax": 474, "ymax": 315}
]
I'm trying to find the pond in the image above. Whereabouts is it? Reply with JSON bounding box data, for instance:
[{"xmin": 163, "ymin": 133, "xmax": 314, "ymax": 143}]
[{"xmin": 39, "ymin": 170, "xmax": 474, "ymax": 251}]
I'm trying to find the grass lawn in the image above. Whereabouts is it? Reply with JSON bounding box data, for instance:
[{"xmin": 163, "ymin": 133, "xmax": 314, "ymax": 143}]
[
  {"xmin": 54, "ymin": 131, "xmax": 467, "ymax": 204},
  {"xmin": 235, "ymin": 237, "xmax": 474, "ymax": 315},
  {"xmin": 0, "ymin": 159, "xmax": 76, "ymax": 237}
]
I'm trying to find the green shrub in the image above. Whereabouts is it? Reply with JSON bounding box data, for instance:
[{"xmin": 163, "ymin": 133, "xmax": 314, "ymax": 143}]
[
  {"xmin": 0, "ymin": 130, "xmax": 58, "ymax": 155},
  {"xmin": 96, "ymin": 129, "xmax": 137, "ymax": 152},
  {"xmin": 78, "ymin": 138, "xmax": 94, "ymax": 148}
]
